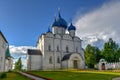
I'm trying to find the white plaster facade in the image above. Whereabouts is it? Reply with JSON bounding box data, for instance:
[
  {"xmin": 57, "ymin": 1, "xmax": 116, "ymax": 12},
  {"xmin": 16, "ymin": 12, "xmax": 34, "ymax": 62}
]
[
  {"xmin": 0, "ymin": 32, "xmax": 6, "ymax": 72},
  {"xmin": 5, "ymin": 57, "xmax": 13, "ymax": 71},
  {"xmin": 27, "ymin": 11, "xmax": 85, "ymax": 70},
  {"xmin": 27, "ymin": 55, "xmax": 42, "ymax": 70}
]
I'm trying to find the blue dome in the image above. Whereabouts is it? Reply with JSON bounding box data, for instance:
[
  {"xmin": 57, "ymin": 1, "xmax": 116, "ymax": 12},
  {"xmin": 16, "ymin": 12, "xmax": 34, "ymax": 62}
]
[
  {"xmin": 52, "ymin": 12, "xmax": 67, "ymax": 29},
  {"xmin": 68, "ymin": 23, "xmax": 76, "ymax": 31}
]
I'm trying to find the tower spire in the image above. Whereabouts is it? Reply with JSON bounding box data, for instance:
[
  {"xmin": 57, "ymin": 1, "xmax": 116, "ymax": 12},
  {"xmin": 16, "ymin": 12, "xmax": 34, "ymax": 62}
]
[
  {"xmin": 70, "ymin": 18, "xmax": 72, "ymax": 25},
  {"xmin": 58, "ymin": 7, "xmax": 61, "ymax": 18},
  {"xmin": 54, "ymin": 13, "xmax": 56, "ymax": 21}
]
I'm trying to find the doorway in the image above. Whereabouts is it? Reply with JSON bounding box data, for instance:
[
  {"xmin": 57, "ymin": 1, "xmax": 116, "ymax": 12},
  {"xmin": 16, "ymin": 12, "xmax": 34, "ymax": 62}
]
[
  {"xmin": 101, "ymin": 63, "xmax": 105, "ymax": 70},
  {"xmin": 73, "ymin": 60, "xmax": 78, "ymax": 69}
]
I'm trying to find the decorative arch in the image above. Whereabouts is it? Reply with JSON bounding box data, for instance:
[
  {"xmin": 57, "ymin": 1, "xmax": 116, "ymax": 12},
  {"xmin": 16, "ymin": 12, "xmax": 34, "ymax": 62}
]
[
  {"xmin": 54, "ymin": 34, "xmax": 61, "ymax": 39},
  {"xmin": 99, "ymin": 59, "xmax": 107, "ymax": 70},
  {"xmin": 74, "ymin": 37, "xmax": 81, "ymax": 42},
  {"xmin": 69, "ymin": 53, "xmax": 83, "ymax": 69},
  {"xmin": 45, "ymin": 32, "xmax": 54, "ymax": 37},
  {"xmin": 63, "ymin": 34, "xmax": 72, "ymax": 40}
]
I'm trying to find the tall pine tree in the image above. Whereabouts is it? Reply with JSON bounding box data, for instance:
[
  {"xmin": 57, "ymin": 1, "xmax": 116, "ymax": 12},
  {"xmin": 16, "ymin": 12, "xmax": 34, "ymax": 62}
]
[{"xmin": 14, "ymin": 57, "xmax": 22, "ymax": 70}]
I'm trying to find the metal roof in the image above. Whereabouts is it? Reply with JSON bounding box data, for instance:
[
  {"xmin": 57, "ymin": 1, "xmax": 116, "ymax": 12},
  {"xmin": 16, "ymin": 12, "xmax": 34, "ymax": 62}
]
[{"xmin": 27, "ymin": 49, "xmax": 42, "ymax": 55}]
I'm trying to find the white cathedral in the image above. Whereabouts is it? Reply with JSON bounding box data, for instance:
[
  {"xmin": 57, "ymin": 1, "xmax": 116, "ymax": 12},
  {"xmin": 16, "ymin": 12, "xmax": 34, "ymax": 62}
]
[{"xmin": 27, "ymin": 10, "xmax": 85, "ymax": 70}]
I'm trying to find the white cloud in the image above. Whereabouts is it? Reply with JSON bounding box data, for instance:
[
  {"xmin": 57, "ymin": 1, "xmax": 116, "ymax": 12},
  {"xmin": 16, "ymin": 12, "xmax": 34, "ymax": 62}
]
[
  {"xmin": 9, "ymin": 45, "xmax": 36, "ymax": 69},
  {"xmin": 9, "ymin": 45, "xmax": 36, "ymax": 55},
  {"xmin": 74, "ymin": 0, "xmax": 120, "ymax": 46}
]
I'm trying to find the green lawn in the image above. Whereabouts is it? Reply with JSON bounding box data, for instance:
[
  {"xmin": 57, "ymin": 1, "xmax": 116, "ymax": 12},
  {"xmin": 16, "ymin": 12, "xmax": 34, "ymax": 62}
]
[
  {"xmin": 0, "ymin": 72, "xmax": 30, "ymax": 80},
  {"xmin": 28, "ymin": 70, "xmax": 120, "ymax": 80}
]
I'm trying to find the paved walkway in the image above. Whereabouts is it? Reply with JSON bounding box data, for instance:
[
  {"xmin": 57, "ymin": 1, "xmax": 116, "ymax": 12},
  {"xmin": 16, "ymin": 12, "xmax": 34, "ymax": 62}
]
[
  {"xmin": 112, "ymin": 77, "xmax": 120, "ymax": 80},
  {"xmin": 18, "ymin": 71, "xmax": 45, "ymax": 80}
]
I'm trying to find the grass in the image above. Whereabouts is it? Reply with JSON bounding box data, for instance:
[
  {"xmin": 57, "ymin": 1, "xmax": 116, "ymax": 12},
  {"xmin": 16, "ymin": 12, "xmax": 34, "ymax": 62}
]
[
  {"xmin": 0, "ymin": 72, "xmax": 30, "ymax": 80},
  {"xmin": 28, "ymin": 70, "xmax": 120, "ymax": 80}
]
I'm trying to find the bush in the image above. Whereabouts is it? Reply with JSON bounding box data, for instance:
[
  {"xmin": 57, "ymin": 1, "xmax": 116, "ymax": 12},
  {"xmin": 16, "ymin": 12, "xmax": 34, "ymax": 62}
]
[
  {"xmin": 0, "ymin": 72, "xmax": 7, "ymax": 79},
  {"xmin": 107, "ymin": 68, "xmax": 113, "ymax": 70},
  {"xmin": 8, "ymin": 70, "xmax": 12, "ymax": 72}
]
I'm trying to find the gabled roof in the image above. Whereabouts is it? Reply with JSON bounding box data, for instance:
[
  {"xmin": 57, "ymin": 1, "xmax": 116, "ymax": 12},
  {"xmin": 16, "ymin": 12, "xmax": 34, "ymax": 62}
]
[
  {"xmin": 27, "ymin": 49, "xmax": 42, "ymax": 55},
  {"xmin": 0, "ymin": 31, "xmax": 8, "ymax": 43}
]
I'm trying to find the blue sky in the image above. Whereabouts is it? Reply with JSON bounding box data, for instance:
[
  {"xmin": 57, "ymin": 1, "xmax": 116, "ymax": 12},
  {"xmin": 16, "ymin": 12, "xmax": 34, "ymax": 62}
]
[{"xmin": 0, "ymin": 0, "xmax": 107, "ymax": 46}]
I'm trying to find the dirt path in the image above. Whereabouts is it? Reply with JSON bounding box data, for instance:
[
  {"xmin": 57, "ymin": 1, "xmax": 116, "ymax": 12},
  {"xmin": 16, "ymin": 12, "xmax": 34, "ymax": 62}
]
[
  {"xmin": 18, "ymin": 71, "xmax": 45, "ymax": 80},
  {"xmin": 112, "ymin": 77, "xmax": 120, "ymax": 80}
]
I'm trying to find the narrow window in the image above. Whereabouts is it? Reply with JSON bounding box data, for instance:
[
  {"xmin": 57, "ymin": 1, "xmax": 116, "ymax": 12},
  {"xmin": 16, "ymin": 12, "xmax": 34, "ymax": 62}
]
[
  {"xmin": 76, "ymin": 47, "xmax": 78, "ymax": 52},
  {"xmin": 57, "ymin": 57, "xmax": 60, "ymax": 63},
  {"xmin": 57, "ymin": 45, "xmax": 59, "ymax": 52},
  {"xmin": 56, "ymin": 28, "xmax": 58, "ymax": 34},
  {"xmin": 66, "ymin": 46, "xmax": 69, "ymax": 53},
  {"xmin": 48, "ymin": 45, "xmax": 51, "ymax": 51},
  {"xmin": 49, "ymin": 56, "xmax": 52, "ymax": 64}
]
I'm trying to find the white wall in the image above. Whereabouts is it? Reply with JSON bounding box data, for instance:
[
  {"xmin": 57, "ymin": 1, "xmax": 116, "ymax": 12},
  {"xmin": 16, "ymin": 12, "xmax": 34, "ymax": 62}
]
[
  {"xmin": 62, "ymin": 61, "xmax": 68, "ymax": 69},
  {"xmin": 43, "ymin": 52, "xmax": 54, "ymax": 70},
  {"xmin": 69, "ymin": 30, "xmax": 75, "ymax": 37},
  {"xmin": 0, "ymin": 34, "xmax": 6, "ymax": 72},
  {"xmin": 27, "ymin": 55, "xmax": 42, "ymax": 70},
  {"xmin": 98, "ymin": 60, "xmax": 120, "ymax": 70}
]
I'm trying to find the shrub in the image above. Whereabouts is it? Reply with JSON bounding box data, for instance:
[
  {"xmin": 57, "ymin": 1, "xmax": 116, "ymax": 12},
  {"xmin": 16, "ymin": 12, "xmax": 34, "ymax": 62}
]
[
  {"xmin": 107, "ymin": 68, "xmax": 113, "ymax": 70},
  {"xmin": 8, "ymin": 70, "xmax": 12, "ymax": 72},
  {"xmin": 0, "ymin": 72, "xmax": 7, "ymax": 79}
]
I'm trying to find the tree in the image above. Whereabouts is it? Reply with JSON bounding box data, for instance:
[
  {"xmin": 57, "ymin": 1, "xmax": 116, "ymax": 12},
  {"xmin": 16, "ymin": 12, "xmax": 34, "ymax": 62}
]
[
  {"xmin": 85, "ymin": 44, "xmax": 96, "ymax": 68},
  {"xmin": 14, "ymin": 57, "xmax": 22, "ymax": 70},
  {"xmin": 94, "ymin": 47, "xmax": 102, "ymax": 63},
  {"xmin": 102, "ymin": 38, "xmax": 119, "ymax": 62},
  {"xmin": 115, "ymin": 48, "xmax": 120, "ymax": 62},
  {"xmin": 85, "ymin": 44, "xmax": 102, "ymax": 68}
]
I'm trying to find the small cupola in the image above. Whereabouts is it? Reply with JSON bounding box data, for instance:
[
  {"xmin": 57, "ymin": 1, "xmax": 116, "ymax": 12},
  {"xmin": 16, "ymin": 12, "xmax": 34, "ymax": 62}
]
[
  {"xmin": 68, "ymin": 23, "xmax": 76, "ymax": 31},
  {"xmin": 68, "ymin": 23, "xmax": 76, "ymax": 37}
]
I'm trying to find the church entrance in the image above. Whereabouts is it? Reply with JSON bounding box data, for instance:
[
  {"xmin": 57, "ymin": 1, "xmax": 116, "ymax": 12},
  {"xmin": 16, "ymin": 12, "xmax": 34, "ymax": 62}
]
[
  {"xmin": 73, "ymin": 60, "xmax": 78, "ymax": 69},
  {"xmin": 101, "ymin": 63, "xmax": 105, "ymax": 70}
]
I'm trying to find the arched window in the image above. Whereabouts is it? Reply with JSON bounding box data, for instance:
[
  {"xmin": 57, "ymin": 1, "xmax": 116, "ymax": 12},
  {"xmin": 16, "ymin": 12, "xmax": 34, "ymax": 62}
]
[
  {"xmin": 48, "ymin": 45, "xmax": 51, "ymax": 51},
  {"xmin": 57, "ymin": 45, "xmax": 59, "ymax": 52},
  {"xmin": 49, "ymin": 56, "xmax": 52, "ymax": 64},
  {"xmin": 66, "ymin": 46, "xmax": 69, "ymax": 53},
  {"xmin": 57, "ymin": 56, "xmax": 60, "ymax": 63}
]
